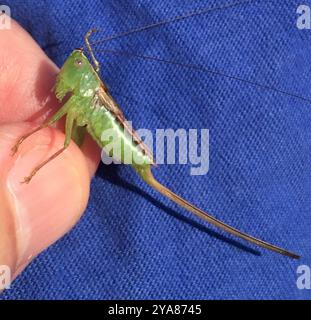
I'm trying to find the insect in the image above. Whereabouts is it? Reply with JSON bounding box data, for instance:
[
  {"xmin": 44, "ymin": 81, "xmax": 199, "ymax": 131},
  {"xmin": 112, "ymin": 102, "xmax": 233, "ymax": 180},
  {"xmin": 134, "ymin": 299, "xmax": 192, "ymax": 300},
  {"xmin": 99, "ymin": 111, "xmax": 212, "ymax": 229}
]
[{"xmin": 11, "ymin": 1, "xmax": 301, "ymax": 259}]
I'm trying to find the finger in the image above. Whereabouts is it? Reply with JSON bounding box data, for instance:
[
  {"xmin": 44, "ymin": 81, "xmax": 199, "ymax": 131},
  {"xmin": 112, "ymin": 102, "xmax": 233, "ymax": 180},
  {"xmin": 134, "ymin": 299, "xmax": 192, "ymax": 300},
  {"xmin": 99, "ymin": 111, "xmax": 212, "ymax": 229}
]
[
  {"xmin": 0, "ymin": 123, "xmax": 90, "ymax": 279},
  {"xmin": 0, "ymin": 19, "xmax": 59, "ymax": 123},
  {"xmin": 0, "ymin": 19, "xmax": 101, "ymax": 175}
]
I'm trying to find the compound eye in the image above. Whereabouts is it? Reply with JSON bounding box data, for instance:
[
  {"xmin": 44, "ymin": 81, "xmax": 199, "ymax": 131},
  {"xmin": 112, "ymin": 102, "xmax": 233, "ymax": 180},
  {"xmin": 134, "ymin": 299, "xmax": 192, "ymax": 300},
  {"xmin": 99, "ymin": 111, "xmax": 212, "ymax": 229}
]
[{"xmin": 74, "ymin": 58, "xmax": 83, "ymax": 68}]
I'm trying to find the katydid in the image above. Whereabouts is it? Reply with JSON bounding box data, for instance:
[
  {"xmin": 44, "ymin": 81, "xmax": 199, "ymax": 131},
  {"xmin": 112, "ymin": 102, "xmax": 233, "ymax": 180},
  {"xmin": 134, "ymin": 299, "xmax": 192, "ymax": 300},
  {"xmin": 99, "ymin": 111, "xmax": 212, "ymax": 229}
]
[{"xmin": 11, "ymin": 28, "xmax": 300, "ymax": 260}]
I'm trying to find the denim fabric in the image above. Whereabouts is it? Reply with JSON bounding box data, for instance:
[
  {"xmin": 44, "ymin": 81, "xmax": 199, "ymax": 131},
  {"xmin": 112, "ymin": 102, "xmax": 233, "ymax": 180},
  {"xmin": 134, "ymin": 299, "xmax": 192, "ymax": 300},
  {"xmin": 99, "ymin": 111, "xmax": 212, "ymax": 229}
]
[{"xmin": 1, "ymin": 0, "xmax": 310, "ymax": 299}]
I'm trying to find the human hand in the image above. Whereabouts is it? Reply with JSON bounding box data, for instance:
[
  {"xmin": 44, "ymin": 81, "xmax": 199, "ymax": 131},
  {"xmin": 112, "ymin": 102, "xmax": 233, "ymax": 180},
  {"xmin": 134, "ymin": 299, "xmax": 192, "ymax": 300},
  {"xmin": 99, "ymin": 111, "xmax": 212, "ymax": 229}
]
[{"xmin": 0, "ymin": 20, "xmax": 100, "ymax": 282}]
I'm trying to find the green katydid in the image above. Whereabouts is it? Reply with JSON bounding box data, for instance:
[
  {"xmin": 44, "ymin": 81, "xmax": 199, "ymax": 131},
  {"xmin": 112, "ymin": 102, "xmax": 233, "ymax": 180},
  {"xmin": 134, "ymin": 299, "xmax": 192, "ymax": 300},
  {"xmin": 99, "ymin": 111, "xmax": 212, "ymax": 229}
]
[{"xmin": 10, "ymin": 26, "xmax": 300, "ymax": 260}]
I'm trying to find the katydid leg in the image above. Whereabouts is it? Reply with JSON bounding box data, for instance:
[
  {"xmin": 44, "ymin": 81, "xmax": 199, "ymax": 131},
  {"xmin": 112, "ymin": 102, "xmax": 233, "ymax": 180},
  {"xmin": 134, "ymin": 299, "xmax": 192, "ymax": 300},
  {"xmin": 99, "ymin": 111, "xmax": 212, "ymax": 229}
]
[
  {"xmin": 11, "ymin": 102, "xmax": 71, "ymax": 156},
  {"xmin": 11, "ymin": 124, "xmax": 47, "ymax": 156},
  {"xmin": 22, "ymin": 111, "xmax": 76, "ymax": 184}
]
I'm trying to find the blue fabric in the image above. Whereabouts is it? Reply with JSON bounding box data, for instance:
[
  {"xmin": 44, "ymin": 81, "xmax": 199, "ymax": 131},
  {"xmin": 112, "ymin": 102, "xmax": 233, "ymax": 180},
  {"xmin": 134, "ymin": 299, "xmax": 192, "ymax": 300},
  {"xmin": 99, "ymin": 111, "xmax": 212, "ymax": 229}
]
[{"xmin": 1, "ymin": 0, "xmax": 310, "ymax": 299}]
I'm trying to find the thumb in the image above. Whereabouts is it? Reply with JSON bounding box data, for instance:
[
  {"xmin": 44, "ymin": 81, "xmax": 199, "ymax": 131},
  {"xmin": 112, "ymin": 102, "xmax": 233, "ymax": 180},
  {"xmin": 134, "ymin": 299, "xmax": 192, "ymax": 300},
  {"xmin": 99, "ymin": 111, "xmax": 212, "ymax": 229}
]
[{"xmin": 0, "ymin": 123, "xmax": 90, "ymax": 279}]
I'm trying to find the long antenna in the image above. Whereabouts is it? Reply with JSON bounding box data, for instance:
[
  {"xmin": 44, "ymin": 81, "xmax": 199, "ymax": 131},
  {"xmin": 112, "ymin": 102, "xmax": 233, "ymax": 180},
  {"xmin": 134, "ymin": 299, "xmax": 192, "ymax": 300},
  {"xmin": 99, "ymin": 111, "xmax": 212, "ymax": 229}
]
[
  {"xmin": 91, "ymin": 0, "xmax": 258, "ymax": 46},
  {"xmin": 98, "ymin": 49, "xmax": 311, "ymax": 104}
]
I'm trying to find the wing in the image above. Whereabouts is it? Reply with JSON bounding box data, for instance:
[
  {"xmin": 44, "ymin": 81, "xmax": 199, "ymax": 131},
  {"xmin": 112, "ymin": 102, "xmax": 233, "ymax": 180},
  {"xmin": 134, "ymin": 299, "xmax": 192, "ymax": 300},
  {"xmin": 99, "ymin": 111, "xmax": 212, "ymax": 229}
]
[
  {"xmin": 97, "ymin": 82, "xmax": 155, "ymax": 165},
  {"xmin": 97, "ymin": 82, "xmax": 124, "ymax": 117}
]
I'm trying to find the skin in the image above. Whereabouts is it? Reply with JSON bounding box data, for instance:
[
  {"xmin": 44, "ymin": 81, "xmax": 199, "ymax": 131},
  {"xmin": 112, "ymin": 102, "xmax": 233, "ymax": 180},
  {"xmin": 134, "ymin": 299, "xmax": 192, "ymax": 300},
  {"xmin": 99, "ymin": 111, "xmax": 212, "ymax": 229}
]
[{"xmin": 0, "ymin": 19, "xmax": 100, "ymax": 281}]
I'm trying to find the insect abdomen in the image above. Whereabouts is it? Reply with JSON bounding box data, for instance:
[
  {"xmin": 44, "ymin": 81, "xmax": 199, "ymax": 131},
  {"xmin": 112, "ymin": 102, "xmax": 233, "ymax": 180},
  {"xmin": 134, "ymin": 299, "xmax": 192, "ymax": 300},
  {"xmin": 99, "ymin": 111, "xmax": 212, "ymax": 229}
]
[{"xmin": 86, "ymin": 107, "xmax": 153, "ymax": 166}]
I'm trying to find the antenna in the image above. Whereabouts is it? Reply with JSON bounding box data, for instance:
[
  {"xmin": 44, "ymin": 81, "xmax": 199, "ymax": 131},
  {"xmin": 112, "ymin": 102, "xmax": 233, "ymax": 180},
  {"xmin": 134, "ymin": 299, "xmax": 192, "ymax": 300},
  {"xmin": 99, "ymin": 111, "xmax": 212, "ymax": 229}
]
[
  {"xmin": 91, "ymin": 0, "xmax": 256, "ymax": 46},
  {"xmin": 84, "ymin": 28, "xmax": 101, "ymax": 73},
  {"xmin": 97, "ymin": 49, "xmax": 311, "ymax": 104}
]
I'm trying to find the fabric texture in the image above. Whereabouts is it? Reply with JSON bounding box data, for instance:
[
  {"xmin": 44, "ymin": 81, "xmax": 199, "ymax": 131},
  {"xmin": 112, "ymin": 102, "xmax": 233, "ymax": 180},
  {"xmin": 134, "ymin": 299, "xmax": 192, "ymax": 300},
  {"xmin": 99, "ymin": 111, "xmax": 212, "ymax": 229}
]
[{"xmin": 1, "ymin": 0, "xmax": 310, "ymax": 299}]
